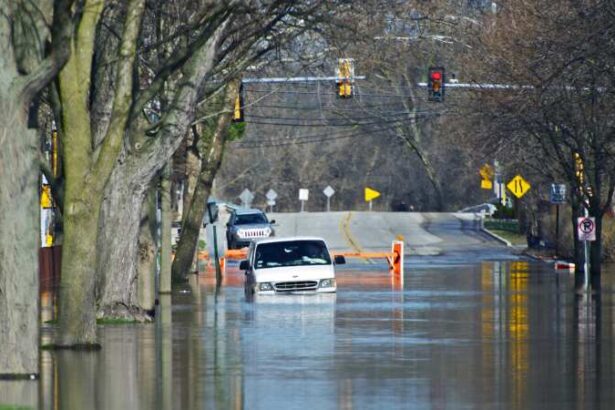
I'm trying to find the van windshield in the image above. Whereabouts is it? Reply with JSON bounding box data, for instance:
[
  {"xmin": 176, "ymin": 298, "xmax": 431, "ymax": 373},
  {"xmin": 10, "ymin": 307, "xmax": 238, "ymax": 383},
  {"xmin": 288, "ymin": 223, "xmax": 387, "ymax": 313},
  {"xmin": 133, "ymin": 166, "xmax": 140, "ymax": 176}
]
[{"xmin": 254, "ymin": 240, "xmax": 331, "ymax": 269}]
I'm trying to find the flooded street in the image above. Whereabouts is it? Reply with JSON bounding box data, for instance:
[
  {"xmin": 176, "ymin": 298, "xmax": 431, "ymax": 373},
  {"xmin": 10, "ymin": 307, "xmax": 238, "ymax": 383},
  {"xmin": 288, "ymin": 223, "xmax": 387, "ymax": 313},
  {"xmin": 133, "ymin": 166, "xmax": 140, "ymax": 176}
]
[{"xmin": 4, "ymin": 259, "xmax": 615, "ymax": 409}]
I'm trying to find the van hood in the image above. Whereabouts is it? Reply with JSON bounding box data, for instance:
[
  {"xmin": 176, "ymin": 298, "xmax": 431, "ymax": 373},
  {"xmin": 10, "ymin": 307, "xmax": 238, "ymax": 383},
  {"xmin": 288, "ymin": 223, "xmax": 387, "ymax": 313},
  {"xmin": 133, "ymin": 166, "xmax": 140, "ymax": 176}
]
[{"xmin": 254, "ymin": 264, "xmax": 335, "ymax": 283}]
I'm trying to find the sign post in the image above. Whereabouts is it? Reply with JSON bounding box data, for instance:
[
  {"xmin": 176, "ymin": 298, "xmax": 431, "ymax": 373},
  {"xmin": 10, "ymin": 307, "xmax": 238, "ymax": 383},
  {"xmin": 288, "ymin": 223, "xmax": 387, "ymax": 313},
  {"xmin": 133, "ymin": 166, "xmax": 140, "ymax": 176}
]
[
  {"xmin": 550, "ymin": 184, "xmax": 566, "ymax": 256},
  {"xmin": 298, "ymin": 189, "xmax": 309, "ymax": 212},
  {"xmin": 364, "ymin": 187, "xmax": 381, "ymax": 212},
  {"xmin": 239, "ymin": 188, "xmax": 255, "ymax": 208},
  {"xmin": 266, "ymin": 189, "xmax": 278, "ymax": 213},
  {"xmin": 323, "ymin": 186, "xmax": 335, "ymax": 212},
  {"xmin": 207, "ymin": 200, "xmax": 222, "ymax": 283},
  {"xmin": 577, "ymin": 213, "xmax": 596, "ymax": 288}
]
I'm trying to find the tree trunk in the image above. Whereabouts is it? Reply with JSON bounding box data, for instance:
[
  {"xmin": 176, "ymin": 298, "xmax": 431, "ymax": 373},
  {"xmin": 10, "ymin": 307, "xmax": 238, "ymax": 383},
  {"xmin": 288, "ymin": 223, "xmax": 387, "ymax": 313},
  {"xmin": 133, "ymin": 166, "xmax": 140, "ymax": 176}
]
[
  {"xmin": 0, "ymin": 99, "xmax": 40, "ymax": 376},
  {"xmin": 57, "ymin": 191, "xmax": 100, "ymax": 346},
  {"xmin": 55, "ymin": 0, "xmax": 145, "ymax": 346},
  {"xmin": 159, "ymin": 164, "xmax": 173, "ymax": 294},
  {"xmin": 171, "ymin": 80, "xmax": 238, "ymax": 282},
  {"xmin": 137, "ymin": 186, "xmax": 157, "ymax": 315},
  {"xmin": 95, "ymin": 20, "xmax": 228, "ymax": 314},
  {"xmin": 96, "ymin": 160, "xmax": 150, "ymax": 320},
  {"xmin": 182, "ymin": 140, "xmax": 201, "ymax": 222}
]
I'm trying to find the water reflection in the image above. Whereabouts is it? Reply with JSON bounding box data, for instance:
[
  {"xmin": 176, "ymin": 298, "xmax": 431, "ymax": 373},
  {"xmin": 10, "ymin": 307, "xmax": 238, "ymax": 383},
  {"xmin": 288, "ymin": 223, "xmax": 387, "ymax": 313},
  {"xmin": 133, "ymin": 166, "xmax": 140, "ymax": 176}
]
[{"xmin": 4, "ymin": 261, "xmax": 615, "ymax": 409}]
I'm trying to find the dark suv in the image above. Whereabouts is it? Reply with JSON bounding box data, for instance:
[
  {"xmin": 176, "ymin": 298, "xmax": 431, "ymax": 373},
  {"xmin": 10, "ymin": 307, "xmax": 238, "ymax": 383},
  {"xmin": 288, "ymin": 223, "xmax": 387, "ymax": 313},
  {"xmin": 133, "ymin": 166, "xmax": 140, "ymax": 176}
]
[{"xmin": 226, "ymin": 209, "xmax": 275, "ymax": 249}]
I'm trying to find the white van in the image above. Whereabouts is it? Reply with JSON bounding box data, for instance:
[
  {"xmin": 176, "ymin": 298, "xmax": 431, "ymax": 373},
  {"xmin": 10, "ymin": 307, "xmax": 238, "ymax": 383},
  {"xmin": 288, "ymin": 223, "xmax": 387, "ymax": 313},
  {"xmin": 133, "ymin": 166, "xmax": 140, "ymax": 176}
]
[{"xmin": 240, "ymin": 237, "xmax": 345, "ymax": 295}]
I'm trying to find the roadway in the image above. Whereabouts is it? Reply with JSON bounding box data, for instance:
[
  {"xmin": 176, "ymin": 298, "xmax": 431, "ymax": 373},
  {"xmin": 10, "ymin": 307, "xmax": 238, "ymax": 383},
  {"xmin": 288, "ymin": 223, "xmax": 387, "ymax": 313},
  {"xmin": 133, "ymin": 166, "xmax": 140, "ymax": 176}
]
[{"xmin": 269, "ymin": 211, "xmax": 521, "ymax": 261}]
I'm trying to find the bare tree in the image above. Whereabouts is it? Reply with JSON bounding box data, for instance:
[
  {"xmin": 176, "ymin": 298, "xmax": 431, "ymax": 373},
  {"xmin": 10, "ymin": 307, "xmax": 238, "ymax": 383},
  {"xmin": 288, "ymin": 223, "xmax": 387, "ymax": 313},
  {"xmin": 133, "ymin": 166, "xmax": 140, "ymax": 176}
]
[
  {"xmin": 463, "ymin": 0, "xmax": 615, "ymax": 282},
  {"xmin": 0, "ymin": 0, "xmax": 77, "ymax": 376}
]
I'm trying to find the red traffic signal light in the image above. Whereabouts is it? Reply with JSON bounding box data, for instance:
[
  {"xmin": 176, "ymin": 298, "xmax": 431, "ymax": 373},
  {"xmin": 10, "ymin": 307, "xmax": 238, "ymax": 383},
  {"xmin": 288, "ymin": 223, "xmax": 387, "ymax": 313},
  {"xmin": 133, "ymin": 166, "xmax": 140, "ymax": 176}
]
[{"xmin": 428, "ymin": 67, "xmax": 445, "ymax": 102}]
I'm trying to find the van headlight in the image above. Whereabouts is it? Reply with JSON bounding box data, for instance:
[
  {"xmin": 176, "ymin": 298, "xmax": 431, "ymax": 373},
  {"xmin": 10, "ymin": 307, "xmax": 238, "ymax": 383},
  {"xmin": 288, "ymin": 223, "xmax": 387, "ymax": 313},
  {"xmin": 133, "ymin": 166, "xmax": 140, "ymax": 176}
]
[
  {"xmin": 319, "ymin": 279, "xmax": 336, "ymax": 288},
  {"xmin": 258, "ymin": 282, "xmax": 273, "ymax": 291},
  {"xmin": 264, "ymin": 227, "xmax": 272, "ymax": 236}
]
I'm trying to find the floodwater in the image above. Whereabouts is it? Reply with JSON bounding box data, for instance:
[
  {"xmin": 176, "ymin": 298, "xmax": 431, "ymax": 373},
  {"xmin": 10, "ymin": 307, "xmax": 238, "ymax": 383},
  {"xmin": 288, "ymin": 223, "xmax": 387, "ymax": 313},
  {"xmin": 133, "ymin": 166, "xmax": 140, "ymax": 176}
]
[{"xmin": 2, "ymin": 259, "xmax": 615, "ymax": 409}]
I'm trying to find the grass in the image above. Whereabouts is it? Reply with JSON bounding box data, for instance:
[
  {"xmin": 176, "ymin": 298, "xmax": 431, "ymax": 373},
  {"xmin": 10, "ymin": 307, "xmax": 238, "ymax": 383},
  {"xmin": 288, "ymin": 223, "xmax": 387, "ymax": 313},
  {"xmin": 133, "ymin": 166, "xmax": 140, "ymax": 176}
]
[
  {"xmin": 484, "ymin": 218, "xmax": 520, "ymax": 232},
  {"xmin": 488, "ymin": 228, "xmax": 527, "ymax": 246},
  {"xmin": 0, "ymin": 406, "xmax": 34, "ymax": 410},
  {"xmin": 96, "ymin": 318, "xmax": 138, "ymax": 325},
  {"xmin": 44, "ymin": 318, "xmax": 138, "ymax": 325}
]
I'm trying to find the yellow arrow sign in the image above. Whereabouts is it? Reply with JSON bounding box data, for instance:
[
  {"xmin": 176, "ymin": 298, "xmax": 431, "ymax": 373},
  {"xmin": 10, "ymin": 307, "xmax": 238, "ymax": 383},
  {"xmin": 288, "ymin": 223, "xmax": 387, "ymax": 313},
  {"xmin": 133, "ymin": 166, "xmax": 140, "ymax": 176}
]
[
  {"xmin": 364, "ymin": 187, "xmax": 381, "ymax": 202},
  {"xmin": 506, "ymin": 174, "xmax": 531, "ymax": 198}
]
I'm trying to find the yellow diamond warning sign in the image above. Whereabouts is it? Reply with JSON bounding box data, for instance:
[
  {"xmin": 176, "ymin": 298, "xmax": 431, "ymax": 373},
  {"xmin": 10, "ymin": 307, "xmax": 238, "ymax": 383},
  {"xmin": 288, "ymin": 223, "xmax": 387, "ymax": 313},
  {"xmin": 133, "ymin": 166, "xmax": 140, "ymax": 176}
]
[{"xmin": 506, "ymin": 175, "xmax": 531, "ymax": 199}]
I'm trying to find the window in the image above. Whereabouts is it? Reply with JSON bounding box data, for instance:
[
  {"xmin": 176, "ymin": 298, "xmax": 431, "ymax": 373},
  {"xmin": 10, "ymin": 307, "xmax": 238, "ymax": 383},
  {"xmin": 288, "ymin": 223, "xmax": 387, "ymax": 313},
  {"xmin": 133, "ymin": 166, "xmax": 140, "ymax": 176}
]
[
  {"xmin": 235, "ymin": 213, "xmax": 268, "ymax": 225},
  {"xmin": 254, "ymin": 240, "xmax": 331, "ymax": 269}
]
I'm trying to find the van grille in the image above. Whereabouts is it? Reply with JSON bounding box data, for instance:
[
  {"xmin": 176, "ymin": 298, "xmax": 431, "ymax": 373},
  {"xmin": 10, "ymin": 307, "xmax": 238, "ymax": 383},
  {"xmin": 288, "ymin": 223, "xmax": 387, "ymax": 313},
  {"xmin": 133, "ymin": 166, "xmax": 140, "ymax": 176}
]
[{"xmin": 274, "ymin": 281, "xmax": 318, "ymax": 291}]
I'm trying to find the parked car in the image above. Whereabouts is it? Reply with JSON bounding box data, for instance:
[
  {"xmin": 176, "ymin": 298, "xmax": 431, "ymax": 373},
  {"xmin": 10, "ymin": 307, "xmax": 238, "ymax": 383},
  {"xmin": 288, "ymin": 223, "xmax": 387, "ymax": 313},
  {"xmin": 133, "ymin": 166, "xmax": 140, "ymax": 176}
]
[
  {"xmin": 458, "ymin": 203, "xmax": 497, "ymax": 216},
  {"xmin": 240, "ymin": 237, "xmax": 346, "ymax": 295},
  {"xmin": 226, "ymin": 208, "xmax": 275, "ymax": 249}
]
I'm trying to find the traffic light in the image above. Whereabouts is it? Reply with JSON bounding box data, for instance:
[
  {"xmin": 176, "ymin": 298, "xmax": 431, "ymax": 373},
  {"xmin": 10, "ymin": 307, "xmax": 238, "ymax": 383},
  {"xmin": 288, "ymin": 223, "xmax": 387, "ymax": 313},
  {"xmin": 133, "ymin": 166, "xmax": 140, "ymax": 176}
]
[
  {"xmin": 574, "ymin": 152, "xmax": 584, "ymax": 185},
  {"xmin": 336, "ymin": 58, "xmax": 354, "ymax": 98},
  {"xmin": 428, "ymin": 67, "xmax": 445, "ymax": 102},
  {"xmin": 574, "ymin": 151, "xmax": 593, "ymax": 198},
  {"xmin": 233, "ymin": 83, "xmax": 244, "ymax": 122}
]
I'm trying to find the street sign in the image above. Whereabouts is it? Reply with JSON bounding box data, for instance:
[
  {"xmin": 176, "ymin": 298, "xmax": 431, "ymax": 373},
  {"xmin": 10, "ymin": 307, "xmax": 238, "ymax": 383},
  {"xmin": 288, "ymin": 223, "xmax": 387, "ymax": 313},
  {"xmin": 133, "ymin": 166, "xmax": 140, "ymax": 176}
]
[
  {"xmin": 480, "ymin": 164, "xmax": 494, "ymax": 190},
  {"xmin": 506, "ymin": 175, "xmax": 531, "ymax": 199},
  {"xmin": 550, "ymin": 184, "xmax": 566, "ymax": 204},
  {"xmin": 364, "ymin": 187, "xmax": 381, "ymax": 202},
  {"xmin": 298, "ymin": 189, "xmax": 309, "ymax": 201},
  {"xmin": 323, "ymin": 186, "xmax": 335, "ymax": 198},
  {"xmin": 323, "ymin": 186, "xmax": 335, "ymax": 212},
  {"xmin": 479, "ymin": 164, "xmax": 495, "ymax": 180},
  {"xmin": 266, "ymin": 189, "xmax": 278, "ymax": 201},
  {"xmin": 266, "ymin": 198, "xmax": 276, "ymax": 206},
  {"xmin": 577, "ymin": 217, "xmax": 596, "ymax": 241},
  {"xmin": 239, "ymin": 188, "xmax": 254, "ymax": 208}
]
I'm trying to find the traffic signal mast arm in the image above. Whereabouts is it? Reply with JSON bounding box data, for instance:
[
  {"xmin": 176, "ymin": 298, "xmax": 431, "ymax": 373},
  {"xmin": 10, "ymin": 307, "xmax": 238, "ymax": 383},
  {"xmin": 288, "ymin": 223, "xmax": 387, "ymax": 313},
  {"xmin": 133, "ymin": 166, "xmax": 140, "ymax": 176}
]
[{"xmin": 241, "ymin": 76, "xmax": 366, "ymax": 83}]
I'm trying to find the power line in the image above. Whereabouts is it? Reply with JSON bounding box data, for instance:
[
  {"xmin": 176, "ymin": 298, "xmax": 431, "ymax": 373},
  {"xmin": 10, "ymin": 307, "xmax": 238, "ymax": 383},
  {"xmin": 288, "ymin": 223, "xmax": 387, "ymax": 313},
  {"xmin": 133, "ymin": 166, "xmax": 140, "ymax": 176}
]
[
  {"xmin": 231, "ymin": 130, "xmax": 374, "ymax": 149},
  {"xmin": 247, "ymin": 101, "xmax": 420, "ymax": 111},
  {"xmin": 245, "ymin": 110, "xmax": 433, "ymax": 123},
  {"xmin": 230, "ymin": 121, "xmax": 417, "ymax": 148},
  {"xmin": 246, "ymin": 88, "xmax": 427, "ymax": 99},
  {"xmin": 242, "ymin": 113, "xmax": 435, "ymax": 128}
]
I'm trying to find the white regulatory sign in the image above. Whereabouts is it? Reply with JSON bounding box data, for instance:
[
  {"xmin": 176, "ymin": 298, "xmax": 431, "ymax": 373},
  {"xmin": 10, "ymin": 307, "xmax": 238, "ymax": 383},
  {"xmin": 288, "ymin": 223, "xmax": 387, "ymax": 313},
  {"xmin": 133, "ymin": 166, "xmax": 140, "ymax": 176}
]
[
  {"xmin": 577, "ymin": 217, "xmax": 596, "ymax": 241},
  {"xmin": 298, "ymin": 188, "xmax": 309, "ymax": 201},
  {"xmin": 266, "ymin": 189, "xmax": 278, "ymax": 201},
  {"xmin": 239, "ymin": 188, "xmax": 254, "ymax": 207},
  {"xmin": 323, "ymin": 186, "xmax": 335, "ymax": 198}
]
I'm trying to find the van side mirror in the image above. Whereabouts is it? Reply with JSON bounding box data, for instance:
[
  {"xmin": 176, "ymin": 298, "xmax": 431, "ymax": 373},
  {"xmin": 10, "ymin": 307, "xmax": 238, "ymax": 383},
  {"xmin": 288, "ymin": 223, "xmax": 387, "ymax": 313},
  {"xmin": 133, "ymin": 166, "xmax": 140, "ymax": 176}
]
[
  {"xmin": 334, "ymin": 255, "xmax": 346, "ymax": 265},
  {"xmin": 239, "ymin": 260, "xmax": 250, "ymax": 270},
  {"xmin": 270, "ymin": 219, "xmax": 276, "ymax": 224}
]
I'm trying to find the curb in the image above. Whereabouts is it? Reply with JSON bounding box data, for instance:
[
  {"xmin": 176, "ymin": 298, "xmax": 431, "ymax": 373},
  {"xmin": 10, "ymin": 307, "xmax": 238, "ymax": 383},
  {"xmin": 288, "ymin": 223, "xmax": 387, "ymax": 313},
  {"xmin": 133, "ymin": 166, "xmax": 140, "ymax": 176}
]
[{"xmin": 481, "ymin": 227, "xmax": 513, "ymax": 247}]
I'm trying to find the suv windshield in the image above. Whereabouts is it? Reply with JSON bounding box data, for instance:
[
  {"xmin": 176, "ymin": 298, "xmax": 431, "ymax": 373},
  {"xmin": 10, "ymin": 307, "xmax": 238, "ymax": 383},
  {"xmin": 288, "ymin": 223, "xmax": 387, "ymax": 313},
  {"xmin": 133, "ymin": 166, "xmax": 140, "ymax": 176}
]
[
  {"xmin": 254, "ymin": 240, "xmax": 331, "ymax": 269},
  {"xmin": 235, "ymin": 213, "xmax": 267, "ymax": 225}
]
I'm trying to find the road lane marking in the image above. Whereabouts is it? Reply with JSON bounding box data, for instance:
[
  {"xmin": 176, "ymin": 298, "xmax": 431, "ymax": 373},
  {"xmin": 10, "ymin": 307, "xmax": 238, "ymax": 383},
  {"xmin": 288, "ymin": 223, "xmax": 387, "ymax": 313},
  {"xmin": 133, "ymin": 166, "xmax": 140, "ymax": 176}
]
[{"xmin": 339, "ymin": 212, "xmax": 372, "ymax": 264}]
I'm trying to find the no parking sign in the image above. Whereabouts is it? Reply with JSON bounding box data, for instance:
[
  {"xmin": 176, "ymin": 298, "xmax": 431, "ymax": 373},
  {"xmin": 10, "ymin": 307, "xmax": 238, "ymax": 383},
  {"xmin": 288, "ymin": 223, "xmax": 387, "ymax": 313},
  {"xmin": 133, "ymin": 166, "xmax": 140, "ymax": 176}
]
[{"xmin": 577, "ymin": 217, "xmax": 596, "ymax": 241}]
